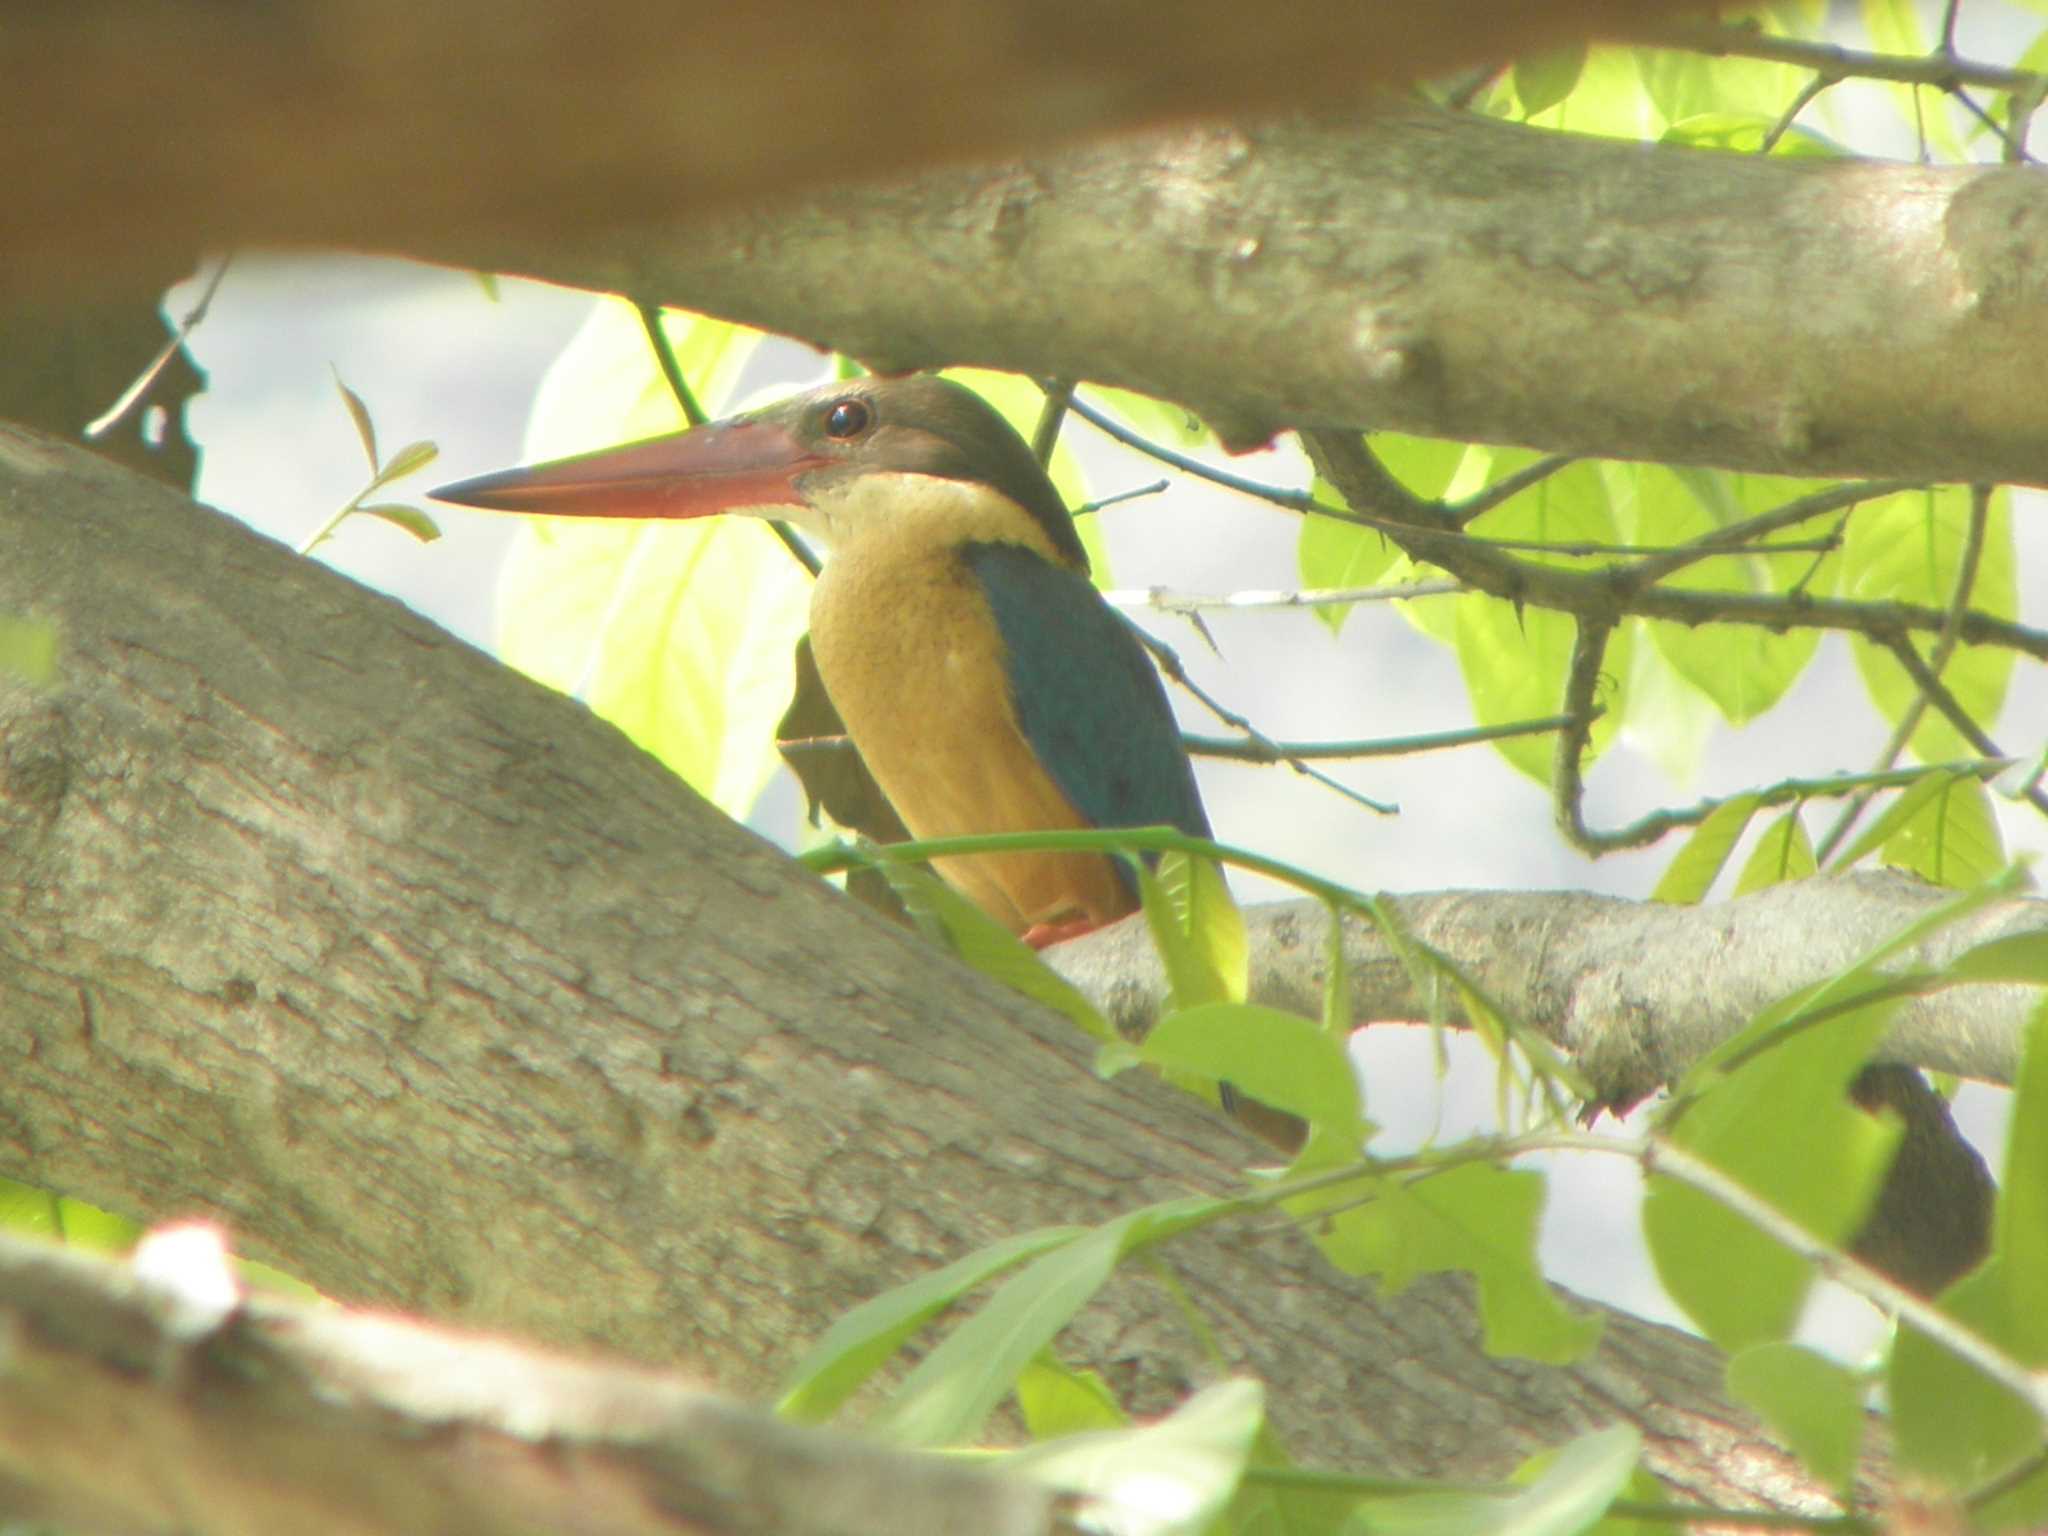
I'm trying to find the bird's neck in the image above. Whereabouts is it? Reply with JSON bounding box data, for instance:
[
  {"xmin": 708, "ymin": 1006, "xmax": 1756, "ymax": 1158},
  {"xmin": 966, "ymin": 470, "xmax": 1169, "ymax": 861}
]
[{"xmin": 802, "ymin": 472, "xmax": 1077, "ymax": 574}]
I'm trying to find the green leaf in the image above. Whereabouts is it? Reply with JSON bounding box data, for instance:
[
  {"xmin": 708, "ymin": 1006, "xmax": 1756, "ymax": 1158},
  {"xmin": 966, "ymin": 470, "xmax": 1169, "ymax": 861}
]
[
  {"xmin": 1616, "ymin": 629, "xmax": 1717, "ymax": 788},
  {"xmin": 1649, "ymin": 793, "xmax": 1761, "ymax": 904},
  {"xmin": 1725, "ymin": 1343, "xmax": 1865, "ymax": 1494},
  {"xmin": 367, "ymin": 438, "xmax": 439, "ymax": 489},
  {"xmin": 1948, "ymin": 932, "xmax": 2048, "ymax": 986},
  {"xmin": 1016, "ymin": 1353, "xmax": 1129, "ymax": 1439},
  {"xmin": 1660, "ymin": 112, "xmax": 1845, "ymax": 155},
  {"xmin": 1996, "ymin": 1001, "xmax": 2048, "ymax": 1357},
  {"xmin": 1731, "ymin": 807, "xmax": 1816, "ymax": 894},
  {"xmin": 875, "ymin": 1195, "xmax": 1227, "ymax": 1446},
  {"xmin": 499, "ymin": 518, "xmax": 810, "ymax": 818},
  {"xmin": 1858, "ymin": 0, "xmax": 1968, "ymax": 161},
  {"xmin": 883, "ymin": 863, "xmax": 1115, "ymax": 1042},
  {"xmin": 1843, "ymin": 487, "xmax": 2016, "ymax": 763},
  {"xmin": 1137, "ymin": 853, "xmax": 1247, "ymax": 1010},
  {"xmin": 498, "ymin": 300, "xmax": 803, "ymax": 819},
  {"xmin": 1889, "ymin": 1259, "xmax": 2043, "ymax": 1493},
  {"xmin": 1137, "ymin": 1003, "xmax": 1366, "ymax": 1155},
  {"xmin": 352, "ymin": 503, "xmax": 442, "ymax": 544},
  {"xmin": 1298, "ymin": 508, "xmax": 1401, "ymax": 636},
  {"xmin": 1881, "ymin": 773, "xmax": 2005, "ymax": 890},
  {"xmin": 1445, "ymin": 458, "xmax": 1631, "ymax": 782},
  {"xmin": 333, "ymin": 369, "xmax": 377, "ymax": 468},
  {"xmin": 1525, "ymin": 46, "xmax": 1655, "ymax": 137},
  {"xmin": 1317, "ymin": 1165, "xmax": 1601, "ymax": 1364},
  {"xmin": 1373, "ymin": 435, "xmax": 1471, "ymax": 503},
  {"xmin": 1644, "ymin": 999, "xmax": 1900, "ymax": 1350},
  {"xmin": 1629, "ymin": 467, "xmax": 1835, "ymax": 726},
  {"xmin": 0, "ymin": 1176, "xmax": 59, "ymax": 1234},
  {"xmin": 1514, "ymin": 44, "xmax": 1588, "ymax": 117},
  {"xmin": 776, "ymin": 1224, "xmax": 1088, "ymax": 1422},
  {"xmin": 1635, "ymin": 23, "xmax": 1817, "ymax": 127},
  {"xmin": 0, "ymin": 612, "xmax": 56, "ymax": 683},
  {"xmin": 1008, "ymin": 1378, "xmax": 1264, "ymax": 1536},
  {"xmin": 1827, "ymin": 768, "xmax": 1964, "ymax": 873},
  {"xmin": 1349, "ymin": 1425, "xmax": 1639, "ymax": 1536},
  {"xmin": 1298, "ymin": 435, "xmax": 1467, "ymax": 634}
]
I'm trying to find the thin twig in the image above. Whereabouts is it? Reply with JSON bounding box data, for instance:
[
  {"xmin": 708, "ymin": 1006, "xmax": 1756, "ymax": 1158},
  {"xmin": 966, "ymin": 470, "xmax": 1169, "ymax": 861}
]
[
  {"xmin": 1760, "ymin": 72, "xmax": 1836, "ymax": 154},
  {"xmin": 1185, "ymin": 713, "xmax": 1584, "ymax": 763},
  {"xmin": 85, "ymin": 254, "xmax": 234, "ymax": 441},
  {"xmin": 1632, "ymin": 20, "xmax": 2044, "ymax": 93},
  {"xmin": 1551, "ymin": 617, "xmax": 1615, "ymax": 854},
  {"xmin": 1619, "ymin": 479, "xmax": 1911, "ymax": 589},
  {"xmin": 1105, "ymin": 580, "xmax": 1463, "ymax": 614},
  {"xmin": 634, "ymin": 301, "xmax": 820, "ymax": 577},
  {"xmin": 634, "ymin": 302, "xmax": 707, "ymax": 427},
  {"xmin": 1816, "ymin": 487, "xmax": 1992, "ymax": 862},
  {"xmin": 1447, "ymin": 454, "xmax": 1576, "ymax": 526},
  {"xmin": 1128, "ymin": 622, "xmax": 1398, "ymax": 816},
  {"xmin": 1886, "ymin": 635, "xmax": 2048, "ymax": 820},
  {"xmin": 1031, "ymin": 380, "xmax": 1073, "ymax": 467}
]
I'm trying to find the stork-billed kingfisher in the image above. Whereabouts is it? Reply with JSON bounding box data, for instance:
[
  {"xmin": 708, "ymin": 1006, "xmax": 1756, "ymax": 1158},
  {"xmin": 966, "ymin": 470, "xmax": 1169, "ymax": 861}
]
[{"xmin": 432, "ymin": 375, "xmax": 1209, "ymax": 942}]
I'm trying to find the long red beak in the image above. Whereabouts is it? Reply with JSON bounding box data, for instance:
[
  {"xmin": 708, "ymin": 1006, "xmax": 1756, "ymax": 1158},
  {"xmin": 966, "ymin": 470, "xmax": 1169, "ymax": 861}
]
[{"xmin": 429, "ymin": 418, "xmax": 826, "ymax": 521}]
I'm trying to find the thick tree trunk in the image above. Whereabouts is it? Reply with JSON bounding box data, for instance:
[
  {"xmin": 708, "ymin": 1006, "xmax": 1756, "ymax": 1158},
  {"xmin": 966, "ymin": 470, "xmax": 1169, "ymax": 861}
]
[{"xmin": 0, "ymin": 428, "xmax": 1833, "ymax": 1510}]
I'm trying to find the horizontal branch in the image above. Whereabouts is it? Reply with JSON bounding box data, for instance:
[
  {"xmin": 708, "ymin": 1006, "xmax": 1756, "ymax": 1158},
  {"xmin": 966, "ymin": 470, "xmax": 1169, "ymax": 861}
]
[
  {"xmin": 1047, "ymin": 873, "xmax": 2045, "ymax": 1107},
  {"xmin": 449, "ymin": 104, "xmax": 2048, "ymax": 487},
  {"xmin": 0, "ymin": 1227, "xmax": 1057, "ymax": 1536}
]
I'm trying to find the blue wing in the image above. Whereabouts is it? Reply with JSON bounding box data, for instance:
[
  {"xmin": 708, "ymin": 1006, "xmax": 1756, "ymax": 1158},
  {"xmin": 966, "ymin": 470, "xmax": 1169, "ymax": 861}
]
[{"xmin": 961, "ymin": 543, "xmax": 1210, "ymax": 872}]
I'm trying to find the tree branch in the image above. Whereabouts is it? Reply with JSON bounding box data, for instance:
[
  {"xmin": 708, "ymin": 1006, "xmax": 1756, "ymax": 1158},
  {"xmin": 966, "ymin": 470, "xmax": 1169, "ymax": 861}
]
[
  {"xmin": 0, "ymin": 426, "xmax": 1833, "ymax": 1508},
  {"xmin": 1048, "ymin": 875, "xmax": 2045, "ymax": 1108},
  {"xmin": 0, "ymin": 1226, "xmax": 1063, "ymax": 1536},
  {"xmin": 451, "ymin": 105, "xmax": 2048, "ymax": 488}
]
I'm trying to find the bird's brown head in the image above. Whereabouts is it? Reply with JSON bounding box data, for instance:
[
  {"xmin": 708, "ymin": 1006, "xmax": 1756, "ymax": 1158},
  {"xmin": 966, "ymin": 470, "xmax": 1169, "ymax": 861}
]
[{"xmin": 431, "ymin": 374, "xmax": 1089, "ymax": 571}]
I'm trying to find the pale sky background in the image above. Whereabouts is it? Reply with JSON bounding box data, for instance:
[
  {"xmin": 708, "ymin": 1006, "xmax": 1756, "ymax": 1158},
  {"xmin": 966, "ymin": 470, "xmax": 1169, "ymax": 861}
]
[{"xmin": 159, "ymin": 8, "xmax": 2043, "ymax": 1358}]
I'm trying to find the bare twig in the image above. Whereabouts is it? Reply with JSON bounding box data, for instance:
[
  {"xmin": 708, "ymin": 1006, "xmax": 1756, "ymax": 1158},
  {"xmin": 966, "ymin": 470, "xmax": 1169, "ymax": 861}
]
[
  {"xmin": 1631, "ymin": 20, "xmax": 2045, "ymax": 94},
  {"xmin": 1816, "ymin": 487, "xmax": 1992, "ymax": 861}
]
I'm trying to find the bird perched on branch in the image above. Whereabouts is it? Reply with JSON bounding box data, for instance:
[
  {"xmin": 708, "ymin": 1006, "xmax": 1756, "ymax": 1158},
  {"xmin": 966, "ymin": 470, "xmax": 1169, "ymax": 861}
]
[{"xmin": 433, "ymin": 374, "xmax": 1209, "ymax": 947}]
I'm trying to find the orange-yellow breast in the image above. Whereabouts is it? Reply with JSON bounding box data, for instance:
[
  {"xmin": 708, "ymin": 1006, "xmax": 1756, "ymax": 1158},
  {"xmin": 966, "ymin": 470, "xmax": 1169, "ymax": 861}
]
[{"xmin": 806, "ymin": 477, "xmax": 1131, "ymax": 932}]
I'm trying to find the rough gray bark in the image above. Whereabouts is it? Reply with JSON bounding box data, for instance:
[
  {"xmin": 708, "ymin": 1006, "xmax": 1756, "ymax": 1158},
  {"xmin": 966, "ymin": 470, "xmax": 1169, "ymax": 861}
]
[
  {"xmin": 441, "ymin": 107, "xmax": 2048, "ymax": 488},
  {"xmin": 0, "ymin": 428, "xmax": 1834, "ymax": 1511}
]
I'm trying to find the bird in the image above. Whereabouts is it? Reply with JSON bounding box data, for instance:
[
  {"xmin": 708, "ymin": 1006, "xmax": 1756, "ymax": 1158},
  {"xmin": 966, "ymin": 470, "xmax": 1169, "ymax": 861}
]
[{"xmin": 431, "ymin": 373, "xmax": 1210, "ymax": 947}]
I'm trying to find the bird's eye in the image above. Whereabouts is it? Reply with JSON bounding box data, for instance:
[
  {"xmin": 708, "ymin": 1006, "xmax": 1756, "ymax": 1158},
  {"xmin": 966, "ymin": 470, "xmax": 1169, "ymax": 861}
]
[{"xmin": 824, "ymin": 399, "xmax": 872, "ymax": 439}]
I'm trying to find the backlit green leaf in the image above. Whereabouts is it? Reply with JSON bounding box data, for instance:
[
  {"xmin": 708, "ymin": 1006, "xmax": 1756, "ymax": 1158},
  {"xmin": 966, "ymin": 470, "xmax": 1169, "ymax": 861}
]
[
  {"xmin": 882, "ymin": 863, "xmax": 1115, "ymax": 1042},
  {"xmin": 1726, "ymin": 1343, "xmax": 1865, "ymax": 1493},
  {"xmin": 1732, "ymin": 807, "xmax": 1816, "ymax": 894},
  {"xmin": 875, "ymin": 1195, "xmax": 1226, "ymax": 1446},
  {"xmin": 1017, "ymin": 1353, "xmax": 1129, "ymax": 1439},
  {"xmin": 1009, "ymin": 1378, "xmax": 1264, "ymax": 1536},
  {"xmin": 1650, "ymin": 794, "xmax": 1761, "ymax": 904},
  {"xmin": 1317, "ymin": 1165, "xmax": 1600, "ymax": 1364},
  {"xmin": 0, "ymin": 613, "xmax": 56, "ymax": 683},
  {"xmin": 1644, "ymin": 999, "xmax": 1899, "ymax": 1350},
  {"xmin": 497, "ymin": 301, "xmax": 806, "ymax": 819},
  {"xmin": 1138, "ymin": 853, "xmax": 1247, "ymax": 1010},
  {"xmin": 777, "ymin": 1224, "xmax": 1088, "ymax": 1423},
  {"xmin": 1351, "ymin": 1425, "xmax": 1638, "ymax": 1536},
  {"xmin": 1515, "ymin": 44, "xmax": 1588, "ymax": 118},
  {"xmin": 353, "ymin": 502, "xmax": 441, "ymax": 543},
  {"xmin": 1843, "ymin": 488, "xmax": 2016, "ymax": 763},
  {"xmin": 1138, "ymin": 1002, "xmax": 1365, "ymax": 1155},
  {"xmin": 1889, "ymin": 1259, "xmax": 2043, "ymax": 1492},
  {"xmin": 1882, "ymin": 773, "xmax": 2005, "ymax": 890}
]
